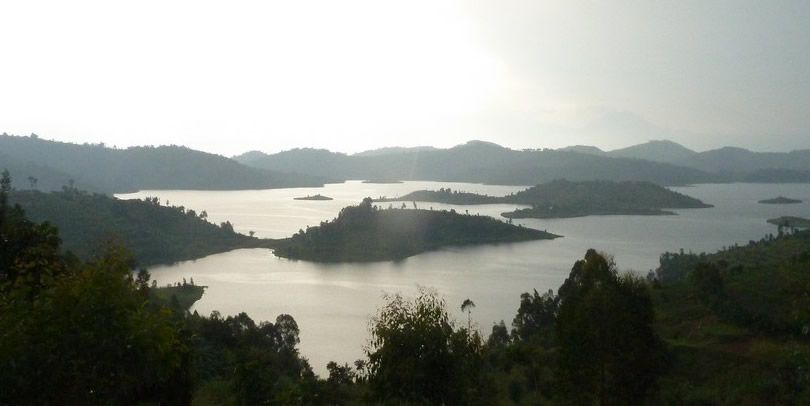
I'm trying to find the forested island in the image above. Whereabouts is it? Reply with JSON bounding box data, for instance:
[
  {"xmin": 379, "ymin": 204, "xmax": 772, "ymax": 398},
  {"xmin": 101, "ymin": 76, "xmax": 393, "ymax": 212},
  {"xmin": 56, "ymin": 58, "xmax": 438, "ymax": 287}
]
[
  {"xmin": 7, "ymin": 176, "xmax": 269, "ymax": 266},
  {"xmin": 376, "ymin": 180, "xmax": 712, "ymax": 219},
  {"xmin": 758, "ymin": 195, "xmax": 802, "ymax": 204},
  {"xmin": 376, "ymin": 188, "xmax": 500, "ymax": 205},
  {"xmin": 271, "ymin": 198, "xmax": 558, "ymax": 262},
  {"xmin": 294, "ymin": 194, "xmax": 333, "ymax": 201}
]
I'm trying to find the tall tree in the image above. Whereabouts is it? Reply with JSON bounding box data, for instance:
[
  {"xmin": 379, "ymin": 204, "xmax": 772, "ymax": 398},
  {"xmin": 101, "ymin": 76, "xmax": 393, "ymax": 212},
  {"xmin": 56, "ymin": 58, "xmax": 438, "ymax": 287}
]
[
  {"xmin": 365, "ymin": 287, "xmax": 491, "ymax": 405},
  {"xmin": 555, "ymin": 249, "xmax": 667, "ymax": 405},
  {"xmin": 461, "ymin": 298, "xmax": 476, "ymax": 331}
]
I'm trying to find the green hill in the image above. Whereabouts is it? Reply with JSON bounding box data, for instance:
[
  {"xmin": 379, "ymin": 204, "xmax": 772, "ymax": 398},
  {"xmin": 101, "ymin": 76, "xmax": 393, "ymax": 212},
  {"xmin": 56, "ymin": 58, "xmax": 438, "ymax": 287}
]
[
  {"xmin": 8, "ymin": 188, "xmax": 269, "ymax": 266},
  {"xmin": 647, "ymin": 230, "xmax": 810, "ymax": 403},
  {"xmin": 271, "ymin": 198, "xmax": 559, "ymax": 262}
]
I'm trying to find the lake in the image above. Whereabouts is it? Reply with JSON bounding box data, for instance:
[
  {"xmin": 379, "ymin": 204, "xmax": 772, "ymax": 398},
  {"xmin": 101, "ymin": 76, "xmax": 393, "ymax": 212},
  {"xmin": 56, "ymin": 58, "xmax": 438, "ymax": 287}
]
[{"xmin": 117, "ymin": 181, "xmax": 810, "ymax": 375}]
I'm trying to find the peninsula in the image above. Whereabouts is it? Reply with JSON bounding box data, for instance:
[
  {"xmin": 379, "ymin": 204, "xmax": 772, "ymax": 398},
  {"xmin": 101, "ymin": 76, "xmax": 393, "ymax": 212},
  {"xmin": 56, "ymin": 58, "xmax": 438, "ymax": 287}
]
[{"xmin": 270, "ymin": 198, "xmax": 559, "ymax": 262}]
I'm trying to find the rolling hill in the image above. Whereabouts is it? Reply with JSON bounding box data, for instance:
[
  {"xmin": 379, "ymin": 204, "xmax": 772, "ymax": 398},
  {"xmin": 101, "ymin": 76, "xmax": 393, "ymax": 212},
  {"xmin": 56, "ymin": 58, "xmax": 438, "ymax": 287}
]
[{"xmin": 0, "ymin": 134, "xmax": 330, "ymax": 193}]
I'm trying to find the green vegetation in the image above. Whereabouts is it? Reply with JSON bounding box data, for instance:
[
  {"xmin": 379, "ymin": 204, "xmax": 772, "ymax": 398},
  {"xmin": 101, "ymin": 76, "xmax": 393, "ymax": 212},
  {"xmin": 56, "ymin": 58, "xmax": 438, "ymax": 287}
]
[
  {"xmin": 8, "ymin": 184, "xmax": 268, "ymax": 267},
  {"xmin": 293, "ymin": 194, "xmax": 333, "ymax": 201},
  {"xmin": 502, "ymin": 179, "xmax": 712, "ymax": 218},
  {"xmin": 5, "ymin": 165, "xmax": 810, "ymax": 404},
  {"xmin": 272, "ymin": 198, "xmax": 558, "ymax": 262},
  {"xmin": 648, "ymin": 230, "xmax": 810, "ymax": 403},
  {"xmin": 768, "ymin": 216, "xmax": 810, "ymax": 229},
  {"xmin": 365, "ymin": 287, "xmax": 492, "ymax": 405},
  {"xmin": 152, "ymin": 282, "xmax": 206, "ymax": 310},
  {"xmin": 759, "ymin": 195, "xmax": 802, "ymax": 204}
]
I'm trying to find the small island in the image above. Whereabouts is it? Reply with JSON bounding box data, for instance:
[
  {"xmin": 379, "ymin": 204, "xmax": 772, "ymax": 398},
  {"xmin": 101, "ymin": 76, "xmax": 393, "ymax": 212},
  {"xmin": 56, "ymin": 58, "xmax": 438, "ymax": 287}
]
[
  {"xmin": 294, "ymin": 194, "xmax": 333, "ymax": 201},
  {"xmin": 374, "ymin": 180, "xmax": 712, "ymax": 219},
  {"xmin": 758, "ymin": 196, "xmax": 802, "ymax": 204},
  {"xmin": 767, "ymin": 216, "xmax": 810, "ymax": 229},
  {"xmin": 270, "ymin": 198, "xmax": 559, "ymax": 262}
]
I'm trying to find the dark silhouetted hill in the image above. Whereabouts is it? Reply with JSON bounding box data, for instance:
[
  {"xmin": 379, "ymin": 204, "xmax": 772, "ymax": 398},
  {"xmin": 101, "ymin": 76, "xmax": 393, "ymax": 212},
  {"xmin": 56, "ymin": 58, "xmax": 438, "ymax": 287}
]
[
  {"xmin": 236, "ymin": 140, "xmax": 715, "ymax": 186},
  {"xmin": 8, "ymin": 188, "xmax": 269, "ymax": 266},
  {"xmin": 0, "ymin": 134, "xmax": 329, "ymax": 193},
  {"xmin": 271, "ymin": 199, "xmax": 558, "ymax": 262},
  {"xmin": 608, "ymin": 140, "xmax": 697, "ymax": 163}
]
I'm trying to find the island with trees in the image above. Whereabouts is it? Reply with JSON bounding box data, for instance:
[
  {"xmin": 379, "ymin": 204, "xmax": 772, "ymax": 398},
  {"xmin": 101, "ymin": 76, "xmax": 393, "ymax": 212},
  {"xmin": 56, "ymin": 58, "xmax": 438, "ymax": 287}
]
[
  {"xmin": 5, "ymin": 170, "xmax": 269, "ymax": 266},
  {"xmin": 758, "ymin": 195, "xmax": 802, "ymax": 204},
  {"xmin": 376, "ymin": 180, "xmax": 712, "ymax": 219},
  {"xmin": 294, "ymin": 194, "xmax": 333, "ymax": 201},
  {"xmin": 376, "ymin": 188, "xmax": 500, "ymax": 205},
  {"xmin": 270, "ymin": 198, "xmax": 559, "ymax": 262}
]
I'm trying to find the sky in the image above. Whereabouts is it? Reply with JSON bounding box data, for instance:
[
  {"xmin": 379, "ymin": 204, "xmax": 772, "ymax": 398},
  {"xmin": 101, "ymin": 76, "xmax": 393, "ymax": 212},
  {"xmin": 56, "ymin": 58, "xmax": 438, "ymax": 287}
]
[{"xmin": 1, "ymin": 0, "xmax": 808, "ymax": 156}]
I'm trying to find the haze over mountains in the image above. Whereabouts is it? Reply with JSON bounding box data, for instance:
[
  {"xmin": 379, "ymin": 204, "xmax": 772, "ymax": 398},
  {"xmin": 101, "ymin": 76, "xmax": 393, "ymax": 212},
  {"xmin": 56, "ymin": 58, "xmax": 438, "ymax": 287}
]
[
  {"xmin": 2, "ymin": 133, "xmax": 810, "ymax": 194},
  {"xmin": 0, "ymin": 134, "xmax": 330, "ymax": 193},
  {"xmin": 236, "ymin": 139, "xmax": 810, "ymax": 185}
]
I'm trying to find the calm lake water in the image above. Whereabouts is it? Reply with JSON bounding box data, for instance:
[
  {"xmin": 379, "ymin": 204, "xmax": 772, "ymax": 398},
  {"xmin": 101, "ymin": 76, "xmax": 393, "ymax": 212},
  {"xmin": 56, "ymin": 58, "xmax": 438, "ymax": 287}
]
[{"xmin": 117, "ymin": 181, "xmax": 810, "ymax": 375}]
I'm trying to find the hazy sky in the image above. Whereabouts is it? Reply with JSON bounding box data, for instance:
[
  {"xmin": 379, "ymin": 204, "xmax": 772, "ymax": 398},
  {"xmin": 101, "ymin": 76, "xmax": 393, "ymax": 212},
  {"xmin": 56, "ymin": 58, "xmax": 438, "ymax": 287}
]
[{"xmin": 1, "ymin": 0, "xmax": 808, "ymax": 155}]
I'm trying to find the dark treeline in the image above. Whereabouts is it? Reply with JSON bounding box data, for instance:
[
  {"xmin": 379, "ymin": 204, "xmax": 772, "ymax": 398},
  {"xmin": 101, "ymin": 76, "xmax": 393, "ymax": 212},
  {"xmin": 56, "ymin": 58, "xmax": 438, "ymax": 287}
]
[
  {"xmin": 0, "ymin": 133, "xmax": 331, "ymax": 194},
  {"xmin": 6, "ymin": 177, "xmax": 268, "ymax": 267},
  {"xmin": 272, "ymin": 198, "xmax": 558, "ymax": 262}
]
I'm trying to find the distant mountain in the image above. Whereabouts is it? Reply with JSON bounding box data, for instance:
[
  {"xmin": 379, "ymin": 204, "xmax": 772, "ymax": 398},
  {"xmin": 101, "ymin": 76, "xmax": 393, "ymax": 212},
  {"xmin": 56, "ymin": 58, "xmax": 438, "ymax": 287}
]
[
  {"xmin": 675, "ymin": 147, "xmax": 810, "ymax": 175},
  {"xmin": 353, "ymin": 146, "xmax": 438, "ymax": 157},
  {"xmin": 0, "ymin": 134, "xmax": 329, "ymax": 193},
  {"xmin": 559, "ymin": 145, "xmax": 606, "ymax": 155},
  {"xmin": 607, "ymin": 140, "xmax": 697, "ymax": 163},
  {"xmin": 236, "ymin": 140, "xmax": 714, "ymax": 186}
]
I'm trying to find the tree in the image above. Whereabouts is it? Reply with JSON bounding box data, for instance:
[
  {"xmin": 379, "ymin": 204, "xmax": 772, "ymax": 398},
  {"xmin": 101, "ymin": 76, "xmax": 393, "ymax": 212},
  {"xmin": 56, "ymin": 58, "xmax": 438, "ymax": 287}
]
[
  {"xmin": 365, "ymin": 287, "xmax": 491, "ymax": 405},
  {"xmin": 555, "ymin": 249, "xmax": 667, "ymax": 405},
  {"xmin": 511, "ymin": 289, "xmax": 557, "ymax": 343},
  {"xmin": 461, "ymin": 298, "xmax": 476, "ymax": 331}
]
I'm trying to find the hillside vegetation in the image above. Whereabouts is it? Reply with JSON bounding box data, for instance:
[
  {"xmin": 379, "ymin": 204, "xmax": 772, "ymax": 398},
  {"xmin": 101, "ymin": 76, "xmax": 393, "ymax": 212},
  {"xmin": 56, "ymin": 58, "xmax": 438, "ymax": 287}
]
[
  {"xmin": 271, "ymin": 198, "xmax": 558, "ymax": 262},
  {"xmin": 8, "ymin": 187, "xmax": 268, "ymax": 266},
  {"xmin": 647, "ymin": 230, "xmax": 810, "ymax": 403}
]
